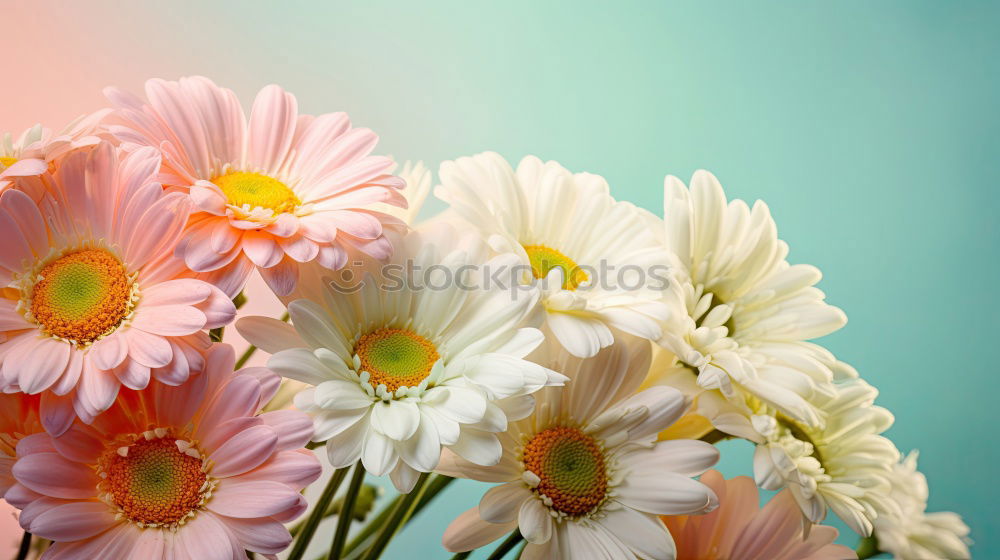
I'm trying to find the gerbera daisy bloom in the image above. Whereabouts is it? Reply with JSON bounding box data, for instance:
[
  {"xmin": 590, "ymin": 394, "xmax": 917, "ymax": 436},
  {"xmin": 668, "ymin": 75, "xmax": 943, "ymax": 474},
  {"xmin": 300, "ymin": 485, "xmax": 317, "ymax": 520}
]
[
  {"xmin": 435, "ymin": 152, "xmax": 671, "ymax": 358},
  {"xmin": 0, "ymin": 393, "xmax": 43, "ymax": 497},
  {"xmin": 752, "ymin": 378, "xmax": 899, "ymax": 536},
  {"xmin": 657, "ymin": 170, "xmax": 848, "ymax": 428},
  {"xmin": 872, "ymin": 452, "xmax": 972, "ymax": 560},
  {"xmin": 0, "ymin": 142, "xmax": 235, "ymax": 434},
  {"xmin": 6, "ymin": 343, "xmax": 320, "ymax": 559},
  {"xmin": 238, "ymin": 224, "xmax": 566, "ymax": 492},
  {"xmin": 104, "ymin": 76, "xmax": 406, "ymax": 297},
  {"xmin": 440, "ymin": 337, "xmax": 720, "ymax": 560},
  {"xmin": 0, "ymin": 111, "xmax": 107, "ymax": 194},
  {"xmin": 662, "ymin": 470, "xmax": 856, "ymax": 560}
]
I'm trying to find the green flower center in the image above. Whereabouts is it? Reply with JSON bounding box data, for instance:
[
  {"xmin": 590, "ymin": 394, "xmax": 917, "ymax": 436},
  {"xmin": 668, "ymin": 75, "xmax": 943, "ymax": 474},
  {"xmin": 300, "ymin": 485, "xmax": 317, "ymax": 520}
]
[
  {"xmin": 214, "ymin": 171, "xmax": 300, "ymax": 214},
  {"xmin": 522, "ymin": 426, "xmax": 608, "ymax": 517},
  {"xmin": 30, "ymin": 249, "xmax": 135, "ymax": 343},
  {"xmin": 355, "ymin": 328, "xmax": 440, "ymax": 392},
  {"xmin": 99, "ymin": 436, "xmax": 210, "ymax": 527},
  {"xmin": 523, "ymin": 244, "xmax": 588, "ymax": 291}
]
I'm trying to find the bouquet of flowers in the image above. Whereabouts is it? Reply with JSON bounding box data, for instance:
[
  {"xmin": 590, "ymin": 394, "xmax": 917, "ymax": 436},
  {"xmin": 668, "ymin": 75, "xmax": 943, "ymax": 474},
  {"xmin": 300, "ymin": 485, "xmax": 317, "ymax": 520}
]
[{"xmin": 0, "ymin": 77, "xmax": 971, "ymax": 560}]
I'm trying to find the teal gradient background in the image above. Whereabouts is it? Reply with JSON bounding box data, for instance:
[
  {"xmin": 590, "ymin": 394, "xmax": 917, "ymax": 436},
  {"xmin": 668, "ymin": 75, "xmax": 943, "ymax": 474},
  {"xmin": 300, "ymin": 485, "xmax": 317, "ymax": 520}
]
[{"xmin": 4, "ymin": 1, "xmax": 997, "ymax": 557}]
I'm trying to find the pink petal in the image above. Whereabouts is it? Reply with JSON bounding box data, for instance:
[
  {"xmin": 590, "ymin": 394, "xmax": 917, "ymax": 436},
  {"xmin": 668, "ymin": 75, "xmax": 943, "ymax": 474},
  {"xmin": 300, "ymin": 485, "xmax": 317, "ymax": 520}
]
[
  {"xmin": 2, "ymin": 158, "xmax": 47, "ymax": 177},
  {"xmin": 77, "ymin": 361, "xmax": 120, "ymax": 415},
  {"xmin": 15, "ymin": 337, "xmax": 71, "ymax": 394},
  {"xmin": 131, "ymin": 304, "xmax": 207, "ymax": 336},
  {"xmin": 140, "ymin": 278, "xmax": 213, "ymax": 307},
  {"xmin": 213, "ymin": 515, "xmax": 292, "ymax": 554},
  {"xmin": 210, "ymin": 218, "xmax": 241, "ymax": 253},
  {"xmin": 123, "ymin": 329, "xmax": 173, "ymax": 368},
  {"xmin": 13, "ymin": 452, "xmax": 99, "ymax": 499},
  {"xmin": 259, "ymin": 257, "xmax": 298, "ymax": 296},
  {"xmin": 89, "ymin": 333, "xmax": 129, "ymax": 371},
  {"xmin": 209, "ymin": 424, "xmax": 278, "ymax": 478},
  {"xmin": 241, "ymin": 232, "xmax": 283, "ymax": 268},
  {"xmin": 247, "ymin": 85, "xmax": 297, "ymax": 173},
  {"xmin": 174, "ymin": 511, "xmax": 241, "ymax": 559},
  {"xmin": 40, "ymin": 392, "xmax": 76, "ymax": 436},
  {"xmin": 112, "ymin": 358, "xmax": 151, "ymax": 390},
  {"xmin": 196, "ymin": 284, "xmax": 237, "ymax": 328},
  {"xmin": 195, "ymin": 375, "xmax": 262, "ymax": 438},
  {"xmin": 191, "ymin": 183, "xmax": 227, "ymax": 214},
  {"xmin": 259, "ymin": 410, "xmax": 314, "ymax": 452},
  {"xmin": 206, "ymin": 480, "xmax": 302, "ymax": 518},
  {"xmin": 236, "ymin": 449, "xmax": 322, "ymax": 489},
  {"xmin": 0, "ymin": 189, "xmax": 48, "ymax": 256},
  {"xmin": 278, "ymin": 235, "xmax": 319, "ymax": 263},
  {"xmin": 200, "ymin": 417, "xmax": 262, "ymax": 452},
  {"xmin": 28, "ymin": 501, "xmax": 118, "ymax": 540}
]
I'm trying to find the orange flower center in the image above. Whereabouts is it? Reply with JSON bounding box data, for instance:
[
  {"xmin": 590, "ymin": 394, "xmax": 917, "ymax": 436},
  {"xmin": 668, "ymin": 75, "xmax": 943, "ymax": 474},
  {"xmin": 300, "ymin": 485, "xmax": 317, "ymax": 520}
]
[
  {"xmin": 523, "ymin": 244, "xmax": 588, "ymax": 290},
  {"xmin": 354, "ymin": 328, "xmax": 440, "ymax": 393},
  {"xmin": 522, "ymin": 426, "xmax": 608, "ymax": 517},
  {"xmin": 30, "ymin": 249, "xmax": 135, "ymax": 344},
  {"xmin": 214, "ymin": 171, "xmax": 300, "ymax": 214},
  {"xmin": 99, "ymin": 436, "xmax": 210, "ymax": 527}
]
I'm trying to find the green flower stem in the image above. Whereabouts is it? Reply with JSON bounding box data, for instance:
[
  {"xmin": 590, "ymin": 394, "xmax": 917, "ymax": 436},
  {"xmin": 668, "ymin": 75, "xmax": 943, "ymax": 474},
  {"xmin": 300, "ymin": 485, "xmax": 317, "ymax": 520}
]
[
  {"xmin": 16, "ymin": 532, "xmax": 31, "ymax": 560},
  {"xmin": 209, "ymin": 327, "xmax": 225, "ymax": 342},
  {"xmin": 329, "ymin": 463, "xmax": 367, "ymax": 560},
  {"xmin": 287, "ymin": 465, "xmax": 352, "ymax": 560},
  {"xmin": 342, "ymin": 474, "xmax": 455, "ymax": 559},
  {"xmin": 856, "ymin": 535, "xmax": 882, "ymax": 559},
  {"xmin": 234, "ymin": 311, "xmax": 288, "ymax": 369},
  {"xmin": 448, "ymin": 552, "xmax": 472, "ymax": 560},
  {"xmin": 360, "ymin": 472, "xmax": 432, "ymax": 560},
  {"xmin": 485, "ymin": 530, "xmax": 524, "ymax": 560}
]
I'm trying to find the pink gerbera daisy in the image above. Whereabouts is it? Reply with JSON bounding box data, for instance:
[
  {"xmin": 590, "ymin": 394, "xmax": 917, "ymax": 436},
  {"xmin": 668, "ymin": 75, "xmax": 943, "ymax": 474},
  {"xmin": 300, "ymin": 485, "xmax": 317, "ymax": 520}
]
[
  {"xmin": 0, "ymin": 142, "xmax": 235, "ymax": 434},
  {"xmin": 662, "ymin": 470, "xmax": 856, "ymax": 560},
  {"xmin": 104, "ymin": 76, "xmax": 406, "ymax": 297},
  {"xmin": 0, "ymin": 111, "xmax": 108, "ymax": 194},
  {"xmin": 6, "ymin": 343, "xmax": 320, "ymax": 559}
]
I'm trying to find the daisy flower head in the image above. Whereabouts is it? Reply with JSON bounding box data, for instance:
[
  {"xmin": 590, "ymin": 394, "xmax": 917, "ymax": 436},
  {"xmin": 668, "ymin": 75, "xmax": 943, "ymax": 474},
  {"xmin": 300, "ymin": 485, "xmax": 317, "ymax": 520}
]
[
  {"xmin": 662, "ymin": 470, "xmax": 856, "ymax": 560},
  {"xmin": 435, "ymin": 152, "xmax": 671, "ymax": 359},
  {"xmin": 873, "ymin": 451, "xmax": 972, "ymax": 560},
  {"xmin": 0, "ymin": 111, "xmax": 108, "ymax": 194},
  {"xmin": 0, "ymin": 142, "xmax": 236, "ymax": 434},
  {"xmin": 440, "ymin": 336, "xmax": 720, "ymax": 560},
  {"xmin": 6, "ymin": 343, "xmax": 320, "ymax": 560},
  {"xmin": 104, "ymin": 76, "xmax": 407, "ymax": 297},
  {"xmin": 237, "ymin": 224, "xmax": 567, "ymax": 492},
  {"xmin": 657, "ymin": 170, "xmax": 849, "ymax": 429},
  {"xmin": 751, "ymin": 378, "xmax": 899, "ymax": 536}
]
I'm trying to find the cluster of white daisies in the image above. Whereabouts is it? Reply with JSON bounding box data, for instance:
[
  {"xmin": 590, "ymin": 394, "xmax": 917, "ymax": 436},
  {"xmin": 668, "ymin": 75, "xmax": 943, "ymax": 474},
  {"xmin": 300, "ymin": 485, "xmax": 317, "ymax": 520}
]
[{"xmin": 0, "ymin": 77, "xmax": 970, "ymax": 560}]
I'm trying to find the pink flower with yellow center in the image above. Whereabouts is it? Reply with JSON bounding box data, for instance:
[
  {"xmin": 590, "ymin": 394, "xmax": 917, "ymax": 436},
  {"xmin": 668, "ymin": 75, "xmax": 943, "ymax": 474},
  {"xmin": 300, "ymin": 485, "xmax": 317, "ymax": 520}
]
[
  {"xmin": 104, "ymin": 76, "xmax": 406, "ymax": 297},
  {"xmin": 0, "ymin": 142, "xmax": 235, "ymax": 434},
  {"xmin": 6, "ymin": 344, "xmax": 320, "ymax": 559},
  {"xmin": 662, "ymin": 470, "xmax": 855, "ymax": 560},
  {"xmin": 0, "ymin": 111, "xmax": 108, "ymax": 195}
]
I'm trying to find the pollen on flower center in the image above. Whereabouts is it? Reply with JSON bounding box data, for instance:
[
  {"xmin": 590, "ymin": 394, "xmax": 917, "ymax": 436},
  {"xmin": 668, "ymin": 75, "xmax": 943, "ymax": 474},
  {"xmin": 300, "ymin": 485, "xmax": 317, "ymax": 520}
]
[
  {"xmin": 213, "ymin": 171, "xmax": 301, "ymax": 214},
  {"xmin": 523, "ymin": 244, "xmax": 588, "ymax": 291},
  {"xmin": 30, "ymin": 249, "xmax": 136, "ymax": 344},
  {"xmin": 98, "ymin": 434, "xmax": 211, "ymax": 527},
  {"xmin": 522, "ymin": 426, "xmax": 608, "ymax": 517},
  {"xmin": 0, "ymin": 156, "xmax": 17, "ymax": 169},
  {"xmin": 355, "ymin": 327, "xmax": 440, "ymax": 393}
]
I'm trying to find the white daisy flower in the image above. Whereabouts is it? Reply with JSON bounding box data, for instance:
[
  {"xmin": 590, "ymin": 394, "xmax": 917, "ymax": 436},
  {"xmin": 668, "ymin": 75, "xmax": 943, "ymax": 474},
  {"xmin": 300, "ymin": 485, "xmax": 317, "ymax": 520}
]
[
  {"xmin": 435, "ymin": 152, "xmax": 671, "ymax": 359},
  {"xmin": 752, "ymin": 378, "xmax": 899, "ymax": 536},
  {"xmin": 236, "ymin": 224, "xmax": 566, "ymax": 492},
  {"xmin": 658, "ymin": 170, "xmax": 848, "ymax": 428},
  {"xmin": 873, "ymin": 451, "xmax": 972, "ymax": 560},
  {"xmin": 440, "ymin": 337, "xmax": 719, "ymax": 560}
]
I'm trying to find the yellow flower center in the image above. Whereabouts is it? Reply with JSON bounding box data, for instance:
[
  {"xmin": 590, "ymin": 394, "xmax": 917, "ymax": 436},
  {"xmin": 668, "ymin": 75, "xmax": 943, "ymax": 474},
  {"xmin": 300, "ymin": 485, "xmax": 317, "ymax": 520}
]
[
  {"xmin": 0, "ymin": 156, "xmax": 17, "ymax": 170},
  {"xmin": 523, "ymin": 244, "xmax": 588, "ymax": 290},
  {"xmin": 98, "ymin": 434, "xmax": 212, "ymax": 527},
  {"xmin": 30, "ymin": 249, "xmax": 136, "ymax": 344},
  {"xmin": 355, "ymin": 328, "xmax": 440, "ymax": 393},
  {"xmin": 522, "ymin": 426, "xmax": 608, "ymax": 517},
  {"xmin": 213, "ymin": 171, "xmax": 300, "ymax": 214}
]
